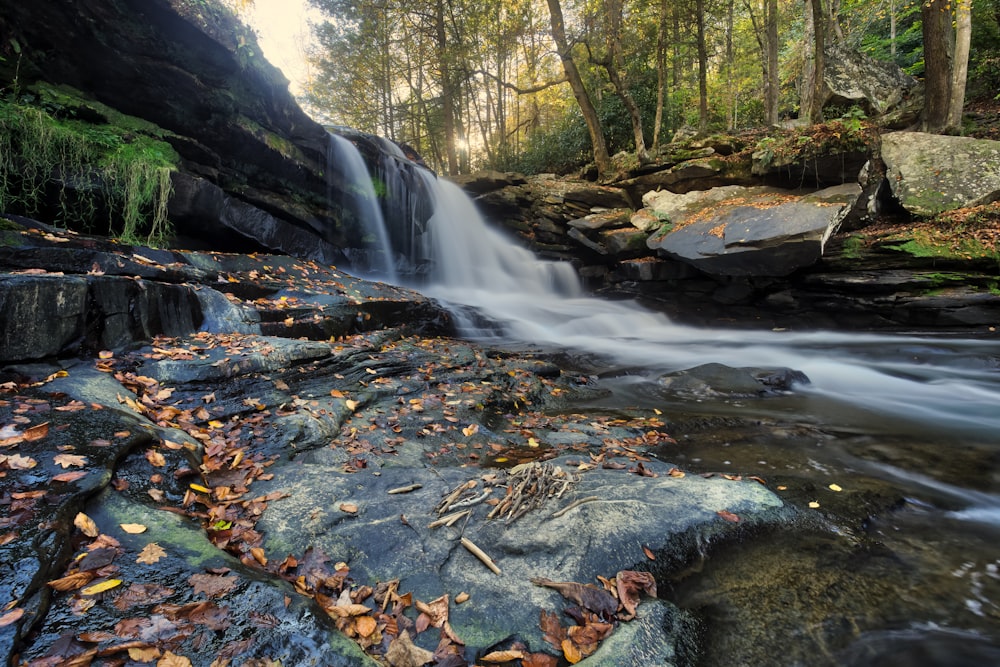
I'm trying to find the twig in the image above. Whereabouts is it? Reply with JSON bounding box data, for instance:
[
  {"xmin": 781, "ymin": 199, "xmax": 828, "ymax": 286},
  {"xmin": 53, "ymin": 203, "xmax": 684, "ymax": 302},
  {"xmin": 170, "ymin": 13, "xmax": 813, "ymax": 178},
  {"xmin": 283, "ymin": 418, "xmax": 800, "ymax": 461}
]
[
  {"xmin": 450, "ymin": 489, "xmax": 491, "ymax": 509},
  {"xmin": 550, "ymin": 495, "xmax": 600, "ymax": 519},
  {"xmin": 388, "ymin": 483, "xmax": 422, "ymax": 495},
  {"xmin": 461, "ymin": 536, "xmax": 501, "ymax": 575},
  {"xmin": 428, "ymin": 509, "xmax": 471, "ymax": 528}
]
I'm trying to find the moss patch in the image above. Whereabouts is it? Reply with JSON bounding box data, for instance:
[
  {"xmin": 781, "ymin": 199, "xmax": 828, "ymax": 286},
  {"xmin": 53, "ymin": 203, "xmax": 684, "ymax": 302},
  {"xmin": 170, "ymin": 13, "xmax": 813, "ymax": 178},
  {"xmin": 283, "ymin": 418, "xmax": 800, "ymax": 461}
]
[{"xmin": 0, "ymin": 90, "xmax": 177, "ymax": 246}]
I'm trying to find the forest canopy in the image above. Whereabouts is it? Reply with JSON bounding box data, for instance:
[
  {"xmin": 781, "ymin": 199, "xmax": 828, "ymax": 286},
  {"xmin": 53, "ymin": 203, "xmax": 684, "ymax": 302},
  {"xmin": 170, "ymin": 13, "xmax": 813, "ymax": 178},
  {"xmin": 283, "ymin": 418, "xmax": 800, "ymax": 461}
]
[{"xmin": 291, "ymin": 0, "xmax": 1000, "ymax": 176}]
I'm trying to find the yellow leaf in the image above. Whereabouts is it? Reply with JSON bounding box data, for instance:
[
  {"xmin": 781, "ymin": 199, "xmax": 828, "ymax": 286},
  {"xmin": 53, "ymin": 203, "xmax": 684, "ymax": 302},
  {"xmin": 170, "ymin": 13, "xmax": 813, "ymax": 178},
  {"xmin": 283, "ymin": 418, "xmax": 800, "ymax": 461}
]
[
  {"xmin": 129, "ymin": 647, "xmax": 161, "ymax": 662},
  {"xmin": 81, "ymin": 579, "xmax": 122, "ymax": 595},
  {"xmin": 828, "ymin": 483, "xmax": 843, "ymax": 492},
  {"xmin": 120, "ymin": 523, "xmax": 147, "ymax": 534},
  {"xmin": 562, "ymin": 638, "xmax": 582, "ymax": 664},
  {"xmin": 462, "ymin": 424, "xmax": 479, "ymax": 437},
  {"xmin": 345, "ymin": 399, "xmax": 358, "ymax": 412},
  {"xmin": 250, "ymin": 547, "xmax": 267, "ymax": 566},
  {"xmin": 208, "ymin": 420, "xmax": 225, "ymax": 428},
  {"xmin": 190, "ymin": 484, "xmax": 212, "ymax": 494},
  {"xmin": 137, "ymin": 543, "xmax": 167, "ymax": 565},
  {"xmin": 527, "ymin": 437, "xmax": 539, "ymax": 448},
  {"xmin": 808, "ymin": 501, "xmax": 820, "ymax": 509},
  {"xmin": 74, "ymin": 512, "xmax": 99, "ymax": 537}
]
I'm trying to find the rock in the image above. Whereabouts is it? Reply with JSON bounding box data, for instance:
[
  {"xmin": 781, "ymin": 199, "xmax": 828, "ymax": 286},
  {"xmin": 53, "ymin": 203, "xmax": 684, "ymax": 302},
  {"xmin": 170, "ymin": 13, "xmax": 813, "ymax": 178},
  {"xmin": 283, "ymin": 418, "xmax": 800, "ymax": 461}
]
[
  {"xmin": 450, "ymin": 170, "xmax": 528, "ymax": 195},
  {"xmin": 645, "ymin": 184, "xmax": 861, "ymax": 277},
  {"xmin": 881, "ymin": 132, "xmax": 1000, "ymax": 216},
  {"xmin": 631, "ymin": 208, "xmax": 663, "ymax": 233},
  {"xmin": 823, "ymin": 43, "xmax": 921, "ymax": 117},
  {"xmin": 658, "ymin": 363, "xmax": 810, "ymax": 398},
  {"xmin": 567, "ymin": 208, "xmax": 632, "ymax": 231}
]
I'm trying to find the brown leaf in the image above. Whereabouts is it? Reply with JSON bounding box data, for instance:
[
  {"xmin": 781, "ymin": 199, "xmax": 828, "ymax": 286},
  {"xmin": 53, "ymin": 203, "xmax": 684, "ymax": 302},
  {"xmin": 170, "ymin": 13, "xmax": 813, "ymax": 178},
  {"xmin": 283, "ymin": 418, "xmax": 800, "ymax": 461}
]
[
  {"xmin": 480, "ymin": 649, "xmax": 525, "ymax": 662},
  {"xmin": 531, "ymin": 578, "xmax": 618, "ymax": 618},
  {"xmin": 522, "ymin": 653, "xmax": 560, "ymax": 667},
  {"xmin": 74, "ymin": 512, "xmax": 99, "ymax": 538},
  {"xmin": 23, "ymin": 422, "xmax": 49, "ymax": 441},
  {"xmin": 114, "ymin": 583, "xmax": 175, "ymax": 611},
  {"xmin": 414, "ymin": 594, "xmax": 449, "ymax": 628},
  {"xmin": 0, "ymin": 607, "xmax": 24, "ymax": 627},
  {"xmin": 47, "ymin": 571, "xmax": 96, "ymax": 592},
  {"xmin": 385, "ymin": 630, "xmax": 434, "ymax": 667},
  {"xmin": 615, "ymin": 570, "xmax": 658, "ymax": 617},
  {"xmin": 188, "ymin": 573, "xmax": 238, "ymax": 598},
  {"xmin": 716, "ymin": 509, "xmax": 741, "ymax": 523},
  {"xmin": 355, "ymin": 614, "xmax": 378, "ymax": 638},
  {"xmin": 128, "ymin": 647, "xmax": 161, "ymax": 662},
  {"xmin": 539, "ymin": 609, "xmax": 565, "ymax": 650},
  {"xmin": 137, "ymin": 543, "xmax": 167, "ymax": 565},
  {"xmin": 52, "ymin": 470, "xmax": 88, "ymax": 483},
  {"xmin": 53, "ymin": 453, "xmax": 87, "ymax": 468},
  {"xmin": 642, "ymin": 545, "xmax": 656, "ymax": 560},
  {"xmin": 157, "ymin": 651, "xmax": 193, "ymax": 667},
  {"xmin": 145, "ymin": 449, "xmax": 166, "ymax": 467},
  {"xmin": 120, "ymin": 523, "xmax": 147, "ymax": 534}
]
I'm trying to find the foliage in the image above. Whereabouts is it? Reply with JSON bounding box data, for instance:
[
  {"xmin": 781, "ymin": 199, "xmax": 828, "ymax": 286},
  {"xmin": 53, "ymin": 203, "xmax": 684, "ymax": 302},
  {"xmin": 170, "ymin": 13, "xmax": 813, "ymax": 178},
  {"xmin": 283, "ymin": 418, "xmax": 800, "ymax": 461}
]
[{"xmin": 0, "ymin": 92, "xmax": 177, "ymax": 246}]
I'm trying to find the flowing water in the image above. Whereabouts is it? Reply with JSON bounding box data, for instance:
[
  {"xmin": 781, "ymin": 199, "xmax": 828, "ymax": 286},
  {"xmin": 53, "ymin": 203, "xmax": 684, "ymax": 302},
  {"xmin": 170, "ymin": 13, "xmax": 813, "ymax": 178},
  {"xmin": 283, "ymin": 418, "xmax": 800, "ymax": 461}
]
[{"xmin": 335, "ymin": 138, "xmax": 1000, "ymax": 664}]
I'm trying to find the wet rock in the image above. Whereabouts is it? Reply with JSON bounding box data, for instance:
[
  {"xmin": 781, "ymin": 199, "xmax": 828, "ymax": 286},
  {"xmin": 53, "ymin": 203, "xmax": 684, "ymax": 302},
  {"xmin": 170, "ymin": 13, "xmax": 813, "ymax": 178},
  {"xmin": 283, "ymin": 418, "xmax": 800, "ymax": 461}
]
[
  {"xmin": 658, "ymin": 363, "xmax": 810, "ymax": 398},
  {"xmin": 823, "ymin": 43, "xmax": 921, "ymax": 118}
]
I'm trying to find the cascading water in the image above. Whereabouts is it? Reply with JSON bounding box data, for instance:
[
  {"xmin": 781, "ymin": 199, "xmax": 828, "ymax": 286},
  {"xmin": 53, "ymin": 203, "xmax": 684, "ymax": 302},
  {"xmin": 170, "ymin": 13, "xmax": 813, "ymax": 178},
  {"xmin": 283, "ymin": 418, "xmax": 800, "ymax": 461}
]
[
  {"xmin": 336, "ymin": 145, "xmax": 1000, "ymax": 660},
  {"xmin": 410, "ymin": 175, "xmax": 1000, "ymax": 440},
  {"xmin": 325, "ymin": 133, "xmax": 398, "ymax": 282}
]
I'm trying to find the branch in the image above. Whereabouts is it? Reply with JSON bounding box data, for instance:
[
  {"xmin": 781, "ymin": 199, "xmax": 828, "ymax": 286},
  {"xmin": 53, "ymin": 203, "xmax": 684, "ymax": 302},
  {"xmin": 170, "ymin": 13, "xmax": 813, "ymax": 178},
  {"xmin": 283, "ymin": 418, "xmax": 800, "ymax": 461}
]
[{"xmin": 467, "ymin": 69, "xmax": 567, "ymax": 95}]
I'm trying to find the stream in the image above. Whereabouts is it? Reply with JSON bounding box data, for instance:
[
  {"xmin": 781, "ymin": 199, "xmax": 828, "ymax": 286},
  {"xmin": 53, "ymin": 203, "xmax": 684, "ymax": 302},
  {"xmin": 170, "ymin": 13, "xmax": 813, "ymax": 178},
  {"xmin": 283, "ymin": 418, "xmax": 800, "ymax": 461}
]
[{"xmin": 339, "ymin": 137, "xmax": 1000, "ymax": 664}]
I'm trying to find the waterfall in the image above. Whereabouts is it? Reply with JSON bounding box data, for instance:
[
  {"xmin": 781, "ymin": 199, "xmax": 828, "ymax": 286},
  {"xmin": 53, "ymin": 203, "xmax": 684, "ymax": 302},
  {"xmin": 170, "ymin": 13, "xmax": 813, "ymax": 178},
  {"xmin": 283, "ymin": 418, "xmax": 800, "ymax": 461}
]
[
  {"xmin": 400, "ymin": 173, "xmax": 1000, "ymax": 437},
  {"xmin": 325, "ymin": 133, "xmax": 398, "ymax": 282},
  {"xmin": 319, "ymin": 132, "xmax": 999, "ymax": 435}
]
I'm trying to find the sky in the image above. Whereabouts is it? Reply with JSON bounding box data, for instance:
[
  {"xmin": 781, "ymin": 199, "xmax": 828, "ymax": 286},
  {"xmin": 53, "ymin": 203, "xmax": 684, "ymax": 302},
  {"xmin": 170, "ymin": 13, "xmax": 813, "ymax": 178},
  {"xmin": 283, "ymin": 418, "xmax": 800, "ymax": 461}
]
[{"xmin": 246, "ymin": 0, "xmax": 321, "ymax": 95}]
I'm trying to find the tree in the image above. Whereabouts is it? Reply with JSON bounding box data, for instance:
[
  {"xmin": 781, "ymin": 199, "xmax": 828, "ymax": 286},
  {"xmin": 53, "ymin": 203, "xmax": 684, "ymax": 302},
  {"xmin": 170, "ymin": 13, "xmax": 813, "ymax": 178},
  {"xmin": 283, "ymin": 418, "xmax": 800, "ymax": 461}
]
[
  {"xmin": 544, "ymin": 0, "xmax": 611, "ymax": 175},
  {"xmin": 801, "ymin": 0, "xmax": 826, "ymax": 124},
  {"xmin": 921, "ymin": 0, "xmax": 953, "ymax": 132},
  {"xmin": 947, "ymin": 0, "xmax": 973, "ymax": 130},
  {"xmin": 597, "ymin": 0, "xmax": 648, "ymax": 160}
]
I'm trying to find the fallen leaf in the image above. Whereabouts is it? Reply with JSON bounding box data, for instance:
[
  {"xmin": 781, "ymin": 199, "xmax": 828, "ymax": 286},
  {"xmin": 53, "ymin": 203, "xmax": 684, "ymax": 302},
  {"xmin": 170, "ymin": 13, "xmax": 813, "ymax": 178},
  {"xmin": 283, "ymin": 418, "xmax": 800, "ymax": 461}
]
[
  {"xmin": 22, "ymin": 422, "xmax": 49, "ymax": 441},
  {"xmin": 345, "ymin": 399, "xmax": 359, "ymax": 412},
  {"xmin": 716, "ymin": 510, "xmax": 740, "ymax": 523},
  {"xmin": 385, "ymin": 631, "xmax": 434, "ymax": 667},
  {"xmin": 189, "ymin": 573, "xmax": 238, "ymax": 598},
  {"xmin": 355, "ymin": 614, "xmax": 378, "ymax": 638},
  {"xmin": 642, "ymin": 545, "xmax": 656, "ymax": 560},
  {"xmin": 531, "ymin": 578, "xmax": 617, "ymax": 618},
  {"xmin": 454, "ymin": 592, "xmax": 470, "ymax": 604},
  {"xmin": 137, "ymin": 543, "xmax": 167, "ymax": 565},
  {"xmin": 462, "ymin": 424, "xmax": 479, "ymax": 437},
  {"xmin": 129, "ymin": 647, "xmax": 161, "ymax": 662},
  {"xmin": 3, "ymin": 453, "xmax": 37, "ymax": 469},
  {"xmin": 52, "ymin": 470, "xmax": 87, "ymax": 483},
  {"xmin": 0, "ymin": 608, "xmax": 24, "ymax": 627},
  {"xmin": 522, "ymin": 653, "xmax": 560, "ymax": 667},
  {"xmin": 808, "ymin": 501, "xmax": 820, "ymax": 509},
  {"xmin": 47, "ymin": 571, "xmax": 95, "ymax": 592},
  {"xmin": 145, "ymin": 449, "xmax": 166, "ymax": 467},
  {"xmin": 74, "ymin": 512, "xmax": 99, "ymax": 537},
  {"xmin": 481, "ymin": 649, "xmax": 525, "ymax": 662},
  {"xmin": 561, "ymin": 638, "xmax": 582, "ymax": 664},
  {"xmin": 157, "ymin": 651, "xmax": 192, "ymax": 667},
  {"xmin": 120, "ymin": 523, "xmax": 147, "ymax": 534},
  {"xmin": 616, "ymin": 570, "xmax": 658, "ymax": 617},
  {"xmin": 81, "ymin": 579, "xmax": 123, "ymax": 595},
  {"xmin": 339, "ymin": 502, "xmax": 359, "ymax": 514},
  {"xmin": 828, "ymin": 483, "xmax": 843, "ymax": 492},
  {"xmin": 54, "ymin": 453, "xmax": 87, "ymax": 469},
  {"xmin": 250, "ymin": 547, "xmax": 267, "ymax": 566}
]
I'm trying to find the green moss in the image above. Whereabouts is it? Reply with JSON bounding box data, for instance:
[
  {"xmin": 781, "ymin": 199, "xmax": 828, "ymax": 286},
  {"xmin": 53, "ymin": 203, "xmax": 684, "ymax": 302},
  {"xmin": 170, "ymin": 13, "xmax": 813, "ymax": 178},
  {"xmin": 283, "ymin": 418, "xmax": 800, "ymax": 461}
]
[
  {"xmin": 842, "ymin": 235, "xmax": 865, "ymax": 259},
  {"xmin": 0, "ymin": 94, "xmax": 176, "ymax": 246},
  {"xmin": 886, "ymin": 233, "xmax": 997, "ymax": 261}
]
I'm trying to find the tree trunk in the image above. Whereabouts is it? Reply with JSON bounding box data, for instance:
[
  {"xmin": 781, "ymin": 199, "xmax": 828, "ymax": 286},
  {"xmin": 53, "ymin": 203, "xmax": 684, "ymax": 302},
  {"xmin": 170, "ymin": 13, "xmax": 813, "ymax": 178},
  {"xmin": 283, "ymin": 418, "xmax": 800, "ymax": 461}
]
[
  {"xmin": 653, "ymin": 0, "xmax": 668, "ymax": 149},
  {"xmin": 602, "ymin": 0, "xmax": 648, "ymax": 160},
  {"xmin": 766, "ymin": 0, "xmax": 779, "ymax": 125},
  {"xmin": 922, "ymin": 0, "xmax": 953, "ymax": 132},
  {"xmin": 696, "ymin": 0, "xmax": 709, "ymax": 132},
  {"xmin": 545, "ymin": 0, "xmax": 611, "ymax": 176},
  {"xmin": 807, "ymin": 0, "xmax": 826, "ymax": 123},
  {"xmin": 947, "ymin": 0, "xmax": 972, "ymax": 131},
  {"xmin": 435, "ymin": 0, "xmax": 459, "ymax": 175}
]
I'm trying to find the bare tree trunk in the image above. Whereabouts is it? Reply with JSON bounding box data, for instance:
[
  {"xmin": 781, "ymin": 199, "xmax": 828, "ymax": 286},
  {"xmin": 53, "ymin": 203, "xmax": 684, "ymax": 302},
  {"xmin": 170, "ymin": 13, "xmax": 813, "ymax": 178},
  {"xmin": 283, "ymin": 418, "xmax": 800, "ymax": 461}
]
[
  {"xmin": 602, "ymin": 0, "xmax": 648, "ymax": 160},
  {"xmin": 696, "ymin": 0, "xmax": 709, "ymax": 132},
  {"xmin": 545, "ymin": 0, "xmax": 611, "ymax": 176},
  {"xmin": 922, "ymin": 0, "xmax": 953, "ymax": 132},
  {"xmin": 435, "ymin": 0, "xmax": 459, "ymax": 175},
  {"xmin": 653, "ymin": 0, "xmax": 668, "ymax": 149},
  {"xmin": 801, "ymin": 0, "xmax": 825, "ymax": 124},
  {"xmin": 947, "ymin": 0, "xmax": 972, "ymax": 131},
  {"xmin": 725, "ymin": 0, "xmax": 735, "ymax": 130},
  {"xmin": 766, "ymin": 0, "xmax": 779, "ymax": 124}
]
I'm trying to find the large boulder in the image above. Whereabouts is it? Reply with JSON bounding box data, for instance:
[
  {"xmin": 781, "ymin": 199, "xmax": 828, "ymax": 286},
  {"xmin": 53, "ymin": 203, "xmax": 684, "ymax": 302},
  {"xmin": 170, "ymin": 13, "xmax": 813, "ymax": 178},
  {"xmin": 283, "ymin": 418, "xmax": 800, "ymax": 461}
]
[
  {"xmin": 881, "ymin": 132, "xmax": 1000, "ymax": 216},
  {"xmin": 823, "ymin": 43, "xmax": 922, "ymax": 120},
  {"xmin": 645, "ymin": 184, "xmax": 861, "ymax": 277}
]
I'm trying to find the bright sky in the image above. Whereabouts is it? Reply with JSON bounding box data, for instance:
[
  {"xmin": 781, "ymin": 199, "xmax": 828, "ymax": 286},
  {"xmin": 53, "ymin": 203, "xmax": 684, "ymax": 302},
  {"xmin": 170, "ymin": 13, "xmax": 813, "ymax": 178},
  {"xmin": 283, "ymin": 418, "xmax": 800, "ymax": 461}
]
[{"xmin": 246, "ymin": 0, "xmax": 321, "ymax": 95}]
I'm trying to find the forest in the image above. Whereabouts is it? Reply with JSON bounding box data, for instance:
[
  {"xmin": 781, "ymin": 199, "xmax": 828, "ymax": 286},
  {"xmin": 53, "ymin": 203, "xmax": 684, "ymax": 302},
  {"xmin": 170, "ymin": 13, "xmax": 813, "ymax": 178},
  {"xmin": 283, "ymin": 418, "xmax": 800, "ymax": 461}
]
[{"xmin": 296, "ymin": 0, "xmax": 999, "ymax": 177}]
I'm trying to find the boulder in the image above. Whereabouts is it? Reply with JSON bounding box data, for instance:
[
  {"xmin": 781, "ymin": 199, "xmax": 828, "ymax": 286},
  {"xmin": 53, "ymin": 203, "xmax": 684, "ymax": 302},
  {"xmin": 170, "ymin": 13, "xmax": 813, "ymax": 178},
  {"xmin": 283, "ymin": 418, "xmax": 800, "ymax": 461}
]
[
  {"xmin": 823, "ymin": 43, "xmax": 921, "ymax": 118},
  {"xmin": 881, "ymin": 132, "xmax": 1000, "ymax": 216},
  {"xmin": 645, "ymin": 184, "xmax": 861, "ymax": 277}
]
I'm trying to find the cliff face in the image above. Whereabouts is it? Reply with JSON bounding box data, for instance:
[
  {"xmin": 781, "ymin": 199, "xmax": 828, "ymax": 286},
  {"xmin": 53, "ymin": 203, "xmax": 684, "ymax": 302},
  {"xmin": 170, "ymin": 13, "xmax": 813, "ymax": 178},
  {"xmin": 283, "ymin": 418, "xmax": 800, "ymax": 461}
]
[{"xmin": 0, "ymin": 0, "xmax": 344, "ymax": 256}]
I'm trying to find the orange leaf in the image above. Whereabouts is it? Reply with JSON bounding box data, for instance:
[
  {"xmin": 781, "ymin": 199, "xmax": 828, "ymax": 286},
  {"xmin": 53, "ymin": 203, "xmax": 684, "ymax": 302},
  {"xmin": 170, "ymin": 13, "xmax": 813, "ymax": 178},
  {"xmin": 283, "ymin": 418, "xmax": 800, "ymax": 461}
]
[
  {"xmin": 53, "ymin": 470, "xmax": 87, "ymax": 483},
  {"xmin": 561, "ymin": 638, "xmax": 582, "ymax": 664},
  {"xmin": 355, "ymin": 614, "xmax": 378, "ymax": 638},
  {"xmin": 22, "ymin": 422, "xmax": 49, "ymax": 441},
  {"xmin": 47, "ymin": 571, "xmax": 95, "ymax": 592},
  {"xmin": 145, "ymin": 449, "xmax": 166, "ymax": 467},
  {"xmin": 481, "ymin": 649, "xmax": 525, "ymax": 662},
  {"xmin": 74, "ymin": 512, "xmax": 99, "ymax": 538},
  {"xmin": 716, "ymin": 509, "xmax": 741, "ymax": 523},
  {"xmin": 0, "ymin": 608, "xmax": 24, "ymax": 627}
]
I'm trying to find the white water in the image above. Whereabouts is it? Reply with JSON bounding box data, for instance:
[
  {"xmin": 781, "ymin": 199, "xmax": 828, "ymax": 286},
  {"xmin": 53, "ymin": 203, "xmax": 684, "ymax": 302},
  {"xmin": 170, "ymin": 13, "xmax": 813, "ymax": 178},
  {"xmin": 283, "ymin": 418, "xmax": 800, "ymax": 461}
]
[
  {"xmin": 326, "ymin": 134, "xmax": 398, "ymax": 281},
  {"xmin": 403, "ymin": 176, "xmax": 1000, "ymax": 438}
]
